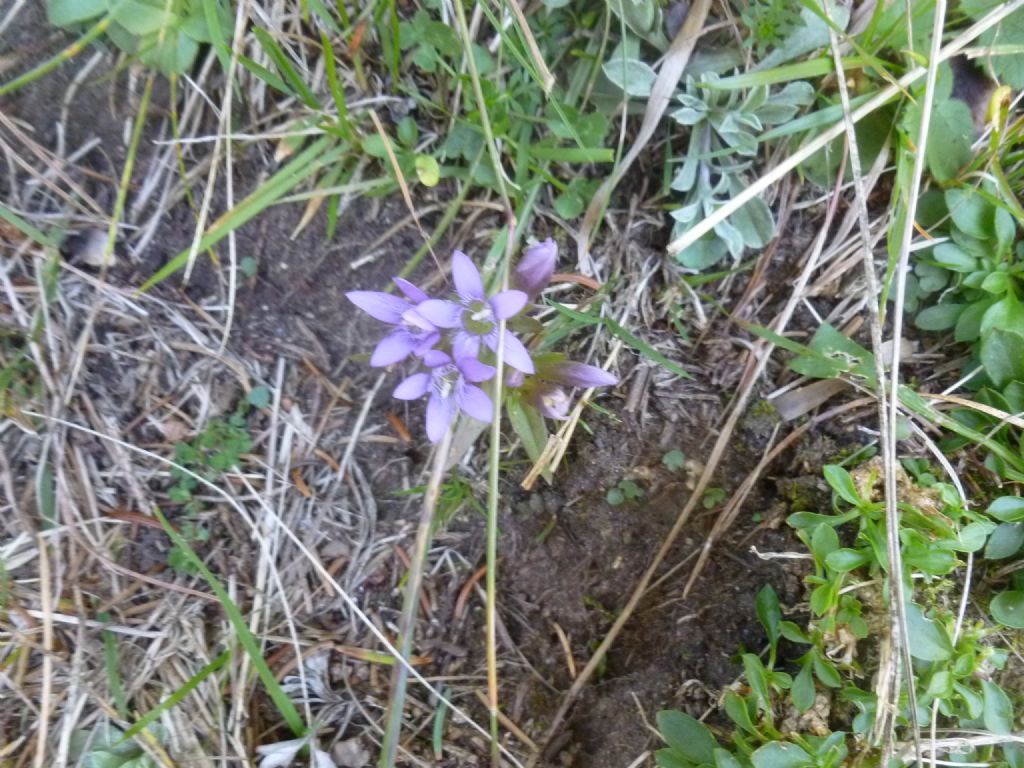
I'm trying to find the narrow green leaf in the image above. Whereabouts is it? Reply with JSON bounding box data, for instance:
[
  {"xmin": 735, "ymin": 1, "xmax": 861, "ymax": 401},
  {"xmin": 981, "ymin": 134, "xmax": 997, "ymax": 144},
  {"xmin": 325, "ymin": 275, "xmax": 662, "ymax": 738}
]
[
  {"xmin": 120, "ymin": 649, "xmax": 230, "ymax": 744},
  {"xmin": 153, "ymin": 508, "xmax": 306, "ymax": 735},
  {"xmin": 252, "ymin": 27, "xmax": 321, "ymax": 109}
]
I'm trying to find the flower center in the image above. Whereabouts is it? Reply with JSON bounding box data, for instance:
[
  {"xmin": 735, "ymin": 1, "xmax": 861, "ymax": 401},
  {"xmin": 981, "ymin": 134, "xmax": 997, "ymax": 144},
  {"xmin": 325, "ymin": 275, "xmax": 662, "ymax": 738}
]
[
  {"xmin": 462, "ymin": 299, "xmax": 494, "ymax": 336},
  {"xmin": 433, "ymin": 365, "xmax": 459, "ymax": 399}
]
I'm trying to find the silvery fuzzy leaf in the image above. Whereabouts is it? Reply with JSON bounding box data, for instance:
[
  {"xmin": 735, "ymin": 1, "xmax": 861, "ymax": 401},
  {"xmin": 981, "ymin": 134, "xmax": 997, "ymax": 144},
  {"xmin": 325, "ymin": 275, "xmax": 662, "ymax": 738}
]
[
  {"xmin": 670, "ymin": 201, "xmax": 703, "ymax": 225},
  {"xmin": 602, "ymin": 57, "xmax": 657, "ymax": 98},
  {"xmin": 715, "ymin": 217, "xmax": 746, "ymax": 259},
  {"xmin": 734, "ymin": 111, "xmax": 763, "ymax": 132},
  {"xmin": 670, "ymin": 106, "xmax": 706, "ymax": 126},
  {"xmin": 729, "ymin": 196, "xmax": 776, "ymax": 250}
]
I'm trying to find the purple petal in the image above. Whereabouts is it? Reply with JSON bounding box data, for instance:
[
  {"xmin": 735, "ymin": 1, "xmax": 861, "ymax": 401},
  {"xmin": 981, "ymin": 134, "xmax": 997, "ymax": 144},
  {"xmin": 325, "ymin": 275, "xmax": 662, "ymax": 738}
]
[
  {"xmin": 412, "ymin": 332, "xmax": 441, "ymax": 357},
  {"xmin": 452, "ymin": 331, "xmax": 481, "ymax": 362},
  {"xmin": 451, "ymin": 250, "xmax": 485, "ymax": 300},
  {"xmin": 490, "ymin": 290, "xmax": 528, "ymax": 320},
  {"xmin": 494, "ymin": 330, "xmax": 535, "ymax": 374},
  {"xmin": 393, "ymin": 372, "xmax": 430, "ymax": 400},
  {"xmin": 514, "ymin": 239, "xmax": 557, "ymax": 301},
  {"xmin": 457, "ymin": 384, "xmax": 493, "ymax": 423},
  {"xmin": 394, "ymin": 277, "xmax": 429, "ymax": 303},
  {"xmin": 417, "ymin": 299, "xmax": 462, "ymax": 328},
  {"xmin": 422, "ymin": 349, "xmax": 450, "ymax": 367},
  {"xmin": 505, "ymin": 369, "xmax": 526, "ymax": 388},
  {"xmin": 370, "ymin": 330, "xmax": 417, "ymax": 366},
  {"xmin": 535, "ymin": 384, "xmax": 570, "ymax": 420},
  {"xmin": 346, "ymin": 291, "xmax": 407, "ymax": 324},
  {"xmin": 547, "ymin": 362, "xmax": 618, "ymax": 388},
  {"xmin": 402, "ymin": 307, "xmax": 435, "ymax": 332},
  {"xmin": 426, "ymin": 393, "xmax": 455, "ymax": 442},
  {"xmin": 457, "ymin": 356, "xmax": 497, "ymax": 383}
]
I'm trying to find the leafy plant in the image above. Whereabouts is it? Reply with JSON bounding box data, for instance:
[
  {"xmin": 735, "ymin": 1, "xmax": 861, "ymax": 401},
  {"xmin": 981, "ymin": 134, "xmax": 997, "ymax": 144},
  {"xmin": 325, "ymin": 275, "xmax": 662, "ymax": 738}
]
[
  {"xmin": 68, "ymin": 723, "xmax": 167, "ymax": 768},
  {"xmin": 913, "ymin": 185, "xmax": 1024, "ymax": 388},
  {"xmin": 738, "ymin": 0, "xmax": 803, "ymax": 58},
  {"xmin": 164, "ymin": 388, "xmax": 266, "ymax": 573},
  {"xmin": 662, "ymin": 449, "xmax": 687, "ymax": 472},
  {"xmin": 46, "ymin": 0, "xmax": 230, "ymax": 75},
  {"xmin": 656, "ymin": 460, "xmax": 1020, "ymax": 767},
  {"xmin": 667, "ymin": 76, "xmax": 814, "ymax": 270},
  {"xmin": 606, "ymin": 477, "xmax": 645, "ymax": 506}
]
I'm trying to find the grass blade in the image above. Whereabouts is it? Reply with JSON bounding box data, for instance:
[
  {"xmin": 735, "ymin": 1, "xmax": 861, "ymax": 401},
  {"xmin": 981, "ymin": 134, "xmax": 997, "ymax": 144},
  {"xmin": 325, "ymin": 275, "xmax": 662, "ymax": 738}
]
[{"xmin": 153, "ymin": 507, "xmax": 306, "ymax": 736}]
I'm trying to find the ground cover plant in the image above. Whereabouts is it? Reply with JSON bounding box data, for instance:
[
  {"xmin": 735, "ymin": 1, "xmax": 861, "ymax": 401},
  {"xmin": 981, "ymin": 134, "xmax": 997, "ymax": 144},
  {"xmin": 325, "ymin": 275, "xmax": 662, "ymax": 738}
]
[{"xmin": 4, "ymin": 0, "xmax": 1024, "ymax": 766}]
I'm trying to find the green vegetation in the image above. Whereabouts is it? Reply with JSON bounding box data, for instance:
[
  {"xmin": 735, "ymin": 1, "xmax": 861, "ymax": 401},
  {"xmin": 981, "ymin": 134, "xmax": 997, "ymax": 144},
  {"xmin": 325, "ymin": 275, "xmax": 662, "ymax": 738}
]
[{"xmin": 8, "ymin": 0, "xmax": 1024, "ymax": 766}]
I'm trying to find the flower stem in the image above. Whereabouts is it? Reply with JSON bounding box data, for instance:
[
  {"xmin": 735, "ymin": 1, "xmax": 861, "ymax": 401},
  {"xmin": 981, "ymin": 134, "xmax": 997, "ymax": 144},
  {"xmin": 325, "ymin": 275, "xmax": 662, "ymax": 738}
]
[{"xmin": 379, "ymin": 426, "xmax": 454, "ymax": 768}]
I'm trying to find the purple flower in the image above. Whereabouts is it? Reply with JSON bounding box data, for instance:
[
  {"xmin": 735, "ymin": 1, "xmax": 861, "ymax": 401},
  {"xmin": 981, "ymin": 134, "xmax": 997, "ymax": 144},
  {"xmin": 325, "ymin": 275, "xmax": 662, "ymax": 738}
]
[
  {"xmin": 541, "ymin": 361, "xmax": 618, "ymax": 388},
  {"xmin": 346, "ymin": 278, "xmax": 440, "ymax": 366},
  {"xmin": 417, "ymin": 251, "xmax": 535, "ymax": 374},
  {"xmin": 514, "ymin": 238, "xmax": 557, "ymax": 302},
  {"xmin": 530, "ymin": 383, "xmax": 572, "ymax": 419},
  {"xmin": 506, "ymin": 357, "xmax": 617, "ymax": 421},
  {"xmin": 393, "ymin": 353, "xmax": 496, "ymax": 442}
]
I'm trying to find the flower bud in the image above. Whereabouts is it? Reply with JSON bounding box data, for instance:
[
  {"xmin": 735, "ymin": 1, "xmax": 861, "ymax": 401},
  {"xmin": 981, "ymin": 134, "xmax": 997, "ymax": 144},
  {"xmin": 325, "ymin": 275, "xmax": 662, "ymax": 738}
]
[
  {"xmin": 514, "ymin": 238, "xmax": 558, "ymax": 302},
  {"xmin": 543, "ymin": 361, "xmax": 618, "ymax": 388}
]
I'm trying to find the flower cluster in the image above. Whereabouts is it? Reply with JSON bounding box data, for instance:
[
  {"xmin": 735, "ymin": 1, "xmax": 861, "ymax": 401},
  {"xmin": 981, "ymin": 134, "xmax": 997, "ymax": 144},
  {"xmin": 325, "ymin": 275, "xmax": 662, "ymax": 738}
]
[{"xmin": 346, "ymin": 240, "xmax": 617, "ymax": 442}]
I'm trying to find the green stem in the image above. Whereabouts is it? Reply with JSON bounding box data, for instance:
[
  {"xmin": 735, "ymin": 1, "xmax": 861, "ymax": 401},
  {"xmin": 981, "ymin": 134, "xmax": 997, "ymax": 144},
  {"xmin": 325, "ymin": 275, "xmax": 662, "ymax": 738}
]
[
  {"xmin": 0, "ymin": 12, "xmax": 115, "ymax": 97},
  {"xmin": 379, "ymin": 426, "xmax": 455, "ymax": 768}
]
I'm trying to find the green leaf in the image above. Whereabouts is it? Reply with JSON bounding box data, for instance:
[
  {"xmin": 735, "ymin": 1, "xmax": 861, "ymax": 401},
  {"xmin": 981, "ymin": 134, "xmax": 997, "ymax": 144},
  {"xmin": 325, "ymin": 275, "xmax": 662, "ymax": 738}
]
[
  {"xmin": 602, "ymin": 57, "xmax": 657, "ymax": 98},
  {"xmin": 656, "ymin": 711, "xmax": 718, "ymax": 765},
  {"xmin": 812, "ymin": 651, "xmax": 842, "ymax": 688},
  {"xmin": 606, "ymin": 487, "xmax": 625, "ymax": 506},
  {"xmin": 823, "ymin": 465, "xmax": 861, "ymax": 506},
  {"xmin": 982, "ymin": 679, "xmax": 1015, "ymax": 734},
  {"xmin": 903, "ymin": 546, "xmax": 958, "ymax": 575},
  {"xmin": 755, "ymin": 0, "xmax": 849, "ymax": 69},
  {"xmin": 810, "ymin": 523, "xmax": 840, "ymax": 562},
  {"xmin": 750, "ymin": 742, "xmax": 815, "ymax": 768},
  {"xmin": 554, "ymin": 190, "xmax": 584, "ymax": 219},
  {"xmin": 981, "ymin": 327, "xmax": 1024, "ymax": 388},
  {"xmin": 991, "ymin": 590, "xmax": 1024, "ymax": 628},
  {"xmin": 415, "ymin": 155, "xmax": 440, "ymax": 187},
  {"xmin": 953, "ymin": 521, "xmax": 996, "ymax": 552},
  {"xmin": 246, "ymin": 386, "xmax": 271, "ymax": 409},
  {"xmin": 713, "ymin": 748, "xmax": 744, "ymax": 768},
  {"xmin": 756, "ymin": 585, "xmax": 782, "ymax": 646},
  {"xmin": 988, "ymin": 496, "xmax": 1024, "ymax": 522},
  {"xmin": 111, "ymin": 0, "xmax": 176, "ymax": 35},
  {"xmin": 791, "ymin": 661, "xmax": 815, "ymax": 712},
  {"xmin": 601, "ymin": 314, "xmax": 693, "ymax": 380},
  {"xmin": 724, "ymin": 690, "xmax": 759, "ymax": 735},
  {"xmin": 662, "ymin": 450, "xmax": 686, "ymax": 472},
  {"xmin": 964, "ymin": 3, "xmax": 1024, "ymax": 87},
  {"xmin": 729, "ymin": 195, "xmax": 776, "ymax": 249},
  {"xmin": 825, "ymin": 548, "xmax": 870, "ymax": 572},
  {"xmin": 916, "ymin": 304, "xmax": 965, "ymax": 331},
  {"xmin": 47, "ymin": 0, "xmax": 108, "ymax": 26},
  {"xmin": 982, "ymin": 271, "xmax": 1012, "ymax": 294},
  {"xmin": 922, "ymin": 98, "xmax": 976, "ymax": 181},
  {"xmin": 931, "ymin": 243, "xmax": 977, "ymax": 273},
  {"xmin": 946, "ymin": 188, "xmax": 995, "ymax": 240},
  {"xmin": 742, "ymin": 653, "xmax": 772, "ymax": 712},
  {"xmin": 986, "ymin": 522, "xmax": 1024, "ymax": 559},
  {"xmin": 905, "ymin": 602, "xmax": 953, "ymax": 661},
  {"xmin": 779, "ymin": 621, "xmax": 810, "ymax": 644},
  {"xmin": 654, "ymin": 748, "xmax": 690, "ymax": 768}
]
